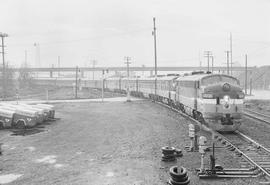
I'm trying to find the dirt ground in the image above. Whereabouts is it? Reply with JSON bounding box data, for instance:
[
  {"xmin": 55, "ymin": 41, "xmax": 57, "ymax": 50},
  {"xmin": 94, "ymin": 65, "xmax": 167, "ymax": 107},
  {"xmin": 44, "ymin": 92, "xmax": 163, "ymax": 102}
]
[
  {"xmin": 0, "ymin": 100, "xmax": 262, "ymax": 185},
  {"xmin": 4, "ymin": 86, "xmax": 124, "ymax": 101}
]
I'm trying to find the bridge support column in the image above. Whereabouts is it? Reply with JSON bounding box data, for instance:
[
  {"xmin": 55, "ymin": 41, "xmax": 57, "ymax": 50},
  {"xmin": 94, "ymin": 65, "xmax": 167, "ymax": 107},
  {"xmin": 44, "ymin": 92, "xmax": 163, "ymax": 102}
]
[
  {"xmin": 50, "ymin": 71, "xmax": 53, "ymax": 78},
  {"xmin": 81, "ymin": 70, "xmax": 84, "ymax": 78}
]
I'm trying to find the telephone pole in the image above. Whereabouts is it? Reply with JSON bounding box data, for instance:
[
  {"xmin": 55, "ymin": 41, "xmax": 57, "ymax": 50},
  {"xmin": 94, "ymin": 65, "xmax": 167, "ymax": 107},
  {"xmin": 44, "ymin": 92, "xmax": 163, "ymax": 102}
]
[
  {"xmin": 198, "ymin": 51, "xmax": 202, "ymax": 70},
  {"xmin": 245, "ymin": 54, "xmax": 248, "ymax": 95},
  {"xmin": 230, "ymin": 33, "xmax": 233, "ymax": 75},
  {"xmin": 91, "ymin": 60, "xmax": 97, "ymax": 80},
  {"xmin": 58, "ymin": 56, "xmax": 60, "ymax": 77},
  {"xmin": 34, "ymin": 43, "xmax": 40, "ymax": 67},
  {"xmin": 210, "ymin": 55, "xmax": 214, "ymax": 73},
  {"xmin": 24, "ymin": 50, "xmax": 27, "ymax": 66},
  {"xmin": 124, "ymin": 56, "xmax": 131, "ymax": 102},
  {"xmin": 75, "ymin": 66, "xmax": 78, "ymax": 99},
  {"xmin": 0, "ymin": 32, "xmax": 8, "ymax": 100},
  {"xmin": 152, "ymin": 17, "xmax": 158, "ymax": 97},
  {"xmin": 204, "ymin": 51, "xmax": 212, "ymax": 72},
  {"xmin": 225, "ymin": 51, "xmax": 230, "ymax": 75}
]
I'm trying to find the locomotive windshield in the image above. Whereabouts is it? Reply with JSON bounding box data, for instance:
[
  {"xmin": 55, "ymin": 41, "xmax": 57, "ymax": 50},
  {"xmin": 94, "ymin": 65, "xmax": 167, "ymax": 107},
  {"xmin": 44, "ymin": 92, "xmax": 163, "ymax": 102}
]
[{"xmin": 201, "ymin": 75, "xmax": 239, "ymax": 86}]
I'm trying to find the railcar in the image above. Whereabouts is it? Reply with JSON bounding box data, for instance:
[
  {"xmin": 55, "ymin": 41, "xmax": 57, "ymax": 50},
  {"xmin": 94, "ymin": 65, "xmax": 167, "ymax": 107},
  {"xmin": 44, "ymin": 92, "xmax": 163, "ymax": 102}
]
[
  {"xmin": 174, "ymin": 73, "xmax": 244, "ymax": 131},
  {"xmin": 116, "ymin": 76, "xmax": 178, "ymax": 103}
]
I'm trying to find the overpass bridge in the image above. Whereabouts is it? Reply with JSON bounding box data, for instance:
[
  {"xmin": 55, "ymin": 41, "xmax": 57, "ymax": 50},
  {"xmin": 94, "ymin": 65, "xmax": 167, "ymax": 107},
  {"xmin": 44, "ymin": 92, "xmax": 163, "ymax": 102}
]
[
  {"xmin": 12, "ymin": 66, "xmax": 254, "ymax": 72},
  {"xmin": 11, "ymin": 66, "xmax": 254, "ymax": 78}
]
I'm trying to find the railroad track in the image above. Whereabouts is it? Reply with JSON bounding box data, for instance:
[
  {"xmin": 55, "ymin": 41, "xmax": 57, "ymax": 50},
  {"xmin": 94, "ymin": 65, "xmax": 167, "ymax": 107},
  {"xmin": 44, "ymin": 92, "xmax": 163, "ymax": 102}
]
[
  {"xmin": 243, "ymin": 109, "xmax": 270, "ymax": 125},
  {"xmin": 215, "ymin": 130, "xmax": 270, "ymax": 180},
  {"xmin": 154, "ymin": 101, "xmax": 270, "ymax": 181}
]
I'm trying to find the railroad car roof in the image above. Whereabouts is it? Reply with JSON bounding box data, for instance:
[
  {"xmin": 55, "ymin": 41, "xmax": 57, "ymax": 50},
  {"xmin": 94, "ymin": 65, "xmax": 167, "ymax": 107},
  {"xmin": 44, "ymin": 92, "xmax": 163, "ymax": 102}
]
[
  {"xmin": 132, "ymin": 76, "xmax": 179, "ymax": 81},
  {"xmin": 175, "ymin": 73, "xmax": 237, "ymax": 81}
]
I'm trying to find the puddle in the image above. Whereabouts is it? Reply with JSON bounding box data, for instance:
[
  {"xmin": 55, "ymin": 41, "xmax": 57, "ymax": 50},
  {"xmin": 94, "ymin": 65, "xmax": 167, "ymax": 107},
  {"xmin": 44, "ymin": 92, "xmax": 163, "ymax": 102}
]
[
  {"xmin": 26, "ymin": 146, "xmax": 36, "ymax": 152},
  {"xmin": 35, "ymin": 155, "xmax": 57, "ymax": 164},
  {"xmin": 9, "ymin": 121, "xmax": 53, "ymax": 136},
  {"xmin": 106, "ymin": 172, "xmax": 114, "ymax": 177},
  {"xmin": 54, "ymin": 164, "xmax": 64, "ymax": 168},
  {"xmin": 0, "ymin": 174, "xmax": 22, "ymax": 184}
]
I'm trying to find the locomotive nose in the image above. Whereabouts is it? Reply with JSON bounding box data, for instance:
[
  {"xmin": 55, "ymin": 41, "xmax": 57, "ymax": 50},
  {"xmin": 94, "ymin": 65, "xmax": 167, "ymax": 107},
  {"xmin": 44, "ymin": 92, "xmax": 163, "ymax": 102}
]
[
  {"xmin": 203, "ymin": 82, "xmax": 244, "ymax": 99},
  {"xmin": 222, "ymin": 83, "xmax": 230, "ymax": 92}
]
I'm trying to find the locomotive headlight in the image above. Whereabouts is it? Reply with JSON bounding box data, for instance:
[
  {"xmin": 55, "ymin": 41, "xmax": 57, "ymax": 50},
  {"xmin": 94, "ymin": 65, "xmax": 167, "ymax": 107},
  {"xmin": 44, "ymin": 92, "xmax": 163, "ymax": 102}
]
[
  {"xmin": 223, "ymin": 95, "xmax": 230, "ymax": 103},
  {"xmin": 238, "ymin": 92, "xmax": 245, "ymax": 99}
]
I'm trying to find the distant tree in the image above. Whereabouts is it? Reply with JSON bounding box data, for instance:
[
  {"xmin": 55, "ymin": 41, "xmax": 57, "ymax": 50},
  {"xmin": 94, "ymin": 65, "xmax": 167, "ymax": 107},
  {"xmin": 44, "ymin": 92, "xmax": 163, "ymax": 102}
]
[
  {"xmin": 0, "ymin": 63, "xmax": 15, "ymax": 98},
  {"xmin": 18, "ymin": 63, "xmax": 34, "ymax": 88}
]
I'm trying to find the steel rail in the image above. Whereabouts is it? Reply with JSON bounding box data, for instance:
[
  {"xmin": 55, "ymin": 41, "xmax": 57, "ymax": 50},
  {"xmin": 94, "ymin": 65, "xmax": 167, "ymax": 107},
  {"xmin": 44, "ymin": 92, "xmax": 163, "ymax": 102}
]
[
  {"xmin": 217, "ymin": 131, "xmax": 270, "ymax": 179},
  {"xmin": 236, "ymin": 131, "xmax": 270, "ymax": 154},
  {"xmin": 243, "ymin": 110, "xmax": 270, "ymax": 125},
  {"xmin": 244, "ymin": 109, "xmax": 270, "ymax": 119}
]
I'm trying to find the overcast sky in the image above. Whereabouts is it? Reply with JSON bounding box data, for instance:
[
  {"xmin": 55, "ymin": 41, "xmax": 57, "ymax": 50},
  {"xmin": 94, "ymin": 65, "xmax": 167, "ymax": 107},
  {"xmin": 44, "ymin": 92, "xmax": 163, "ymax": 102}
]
[{"xmin": 1, "ymin": 0, "xmax": 270, "ymax": 68}]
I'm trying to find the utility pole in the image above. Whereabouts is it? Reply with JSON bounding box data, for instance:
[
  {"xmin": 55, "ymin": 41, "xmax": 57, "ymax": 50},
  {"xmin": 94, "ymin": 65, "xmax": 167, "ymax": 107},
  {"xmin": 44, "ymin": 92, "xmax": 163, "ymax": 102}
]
[
  {"xmin": 34, "ymin": 43, "xmax": 40, "ymax": 67},
  {"xmin": 211, "ymin": 55, "xmax": 214, "ymax": 73},
  {"xmin": 225, "ymin": 51, "xmax": 230, "ymax": 75},
  {"xmin": 0, "ymin": 32, "xmax": 8, "ymax": 100},
  {"xmin": 57, "ymin": 56, "xmax": 60, "ymax": 77},
  {"xmin": 101, "ymin": 69, "xmax": 104, "ymax": 102},
  {"xmin": 142, "ymin": 64, "xmax": 145, "ymax": 76},
  {"xmin": 24, "ymin": 50, "xmax": 27, "ymax": 66},
  {"xmin": 75, "ymin": 66, "xmax": 78, "ymax": 99},
  {"xmin": 124, "ymin": 56, "xmax": 131, "ymax": 102},
  {"xmin": 204, "ymin": 51, "xmax": 212, "ymax": 72},
  {"xmin": 199, "ymin": 51, "xmax": 202, "ymax": 70},
  {"xmin": 152, "ymin": 17, "xmax": 158, "ymax": 98},
  {"xmin": 230, "ymin": 33, "xmax": 233, "ymax": 76},
  {"xmin": 245, "ymin": 54, "xmax": 248, "ymax": 95},
  {"xmin": 91, "ymin": 60, "xmax": 97, "ymax": 80}
]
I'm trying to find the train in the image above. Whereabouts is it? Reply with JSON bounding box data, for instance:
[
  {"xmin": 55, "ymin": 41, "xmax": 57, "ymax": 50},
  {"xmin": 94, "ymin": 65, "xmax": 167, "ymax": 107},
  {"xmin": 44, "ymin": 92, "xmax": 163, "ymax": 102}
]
[{"xmin": 33, "ymin": 71, "xmax": 245, "ymax": 132}]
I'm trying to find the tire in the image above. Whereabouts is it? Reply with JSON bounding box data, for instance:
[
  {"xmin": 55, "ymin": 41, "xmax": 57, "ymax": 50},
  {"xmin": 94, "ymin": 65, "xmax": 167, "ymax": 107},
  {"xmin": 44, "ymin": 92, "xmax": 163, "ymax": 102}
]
[
  {"xmin": 15, "ymin": 120, "xmax": 26, "ymax": 129},
  {"xmin": 169, "ymin": 166, "xmax": 187, "ymax": 180},
  {"xmin": 162, "ymin": 146, "xmax": 175, "ymax": 153},
  {"xmin": 0, "ymin": 121, "xmax": 4, "ymax": 129},
  {"xmin": 171, "ymin": 175, "xmax": 189, "ymax": 183},
  {"xmin": 169, "ymin": 178, "xmax": 190, "ymax": 185},
  {"xmin": 161, "ymin": 156, "xmax": 176, "ymax": 162}
]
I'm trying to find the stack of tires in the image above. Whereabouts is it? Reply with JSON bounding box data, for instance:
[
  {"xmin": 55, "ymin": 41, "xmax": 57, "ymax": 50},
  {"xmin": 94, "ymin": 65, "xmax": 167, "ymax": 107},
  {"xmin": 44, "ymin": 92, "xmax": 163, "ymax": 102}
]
[
  {"xmin": 169, "ymin": 166, "xmax": 190, "ymax": 185},
  {"xmin": 161, "ymin": 146, "xmax": 176, "ymax": 162}
]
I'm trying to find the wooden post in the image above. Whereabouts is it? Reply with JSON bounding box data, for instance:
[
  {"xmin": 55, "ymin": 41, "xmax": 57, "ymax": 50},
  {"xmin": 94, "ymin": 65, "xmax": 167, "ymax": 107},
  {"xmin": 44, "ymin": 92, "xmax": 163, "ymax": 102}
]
[{"xmin": 249, "ymin": 78, "xmax": 252, "ymax": 95}]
